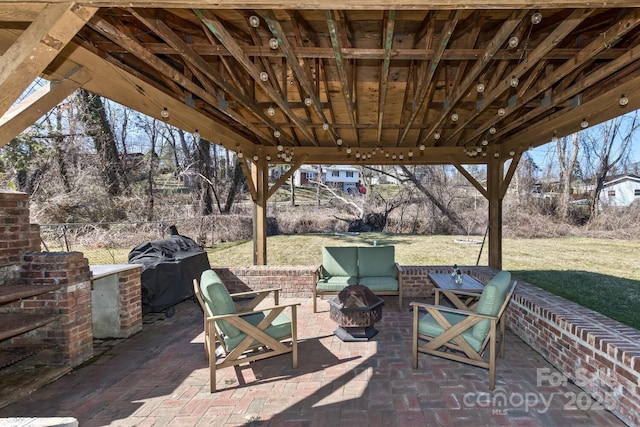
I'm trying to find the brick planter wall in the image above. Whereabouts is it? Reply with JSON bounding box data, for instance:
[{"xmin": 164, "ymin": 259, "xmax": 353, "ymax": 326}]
[
  {"xmin": 213, "ymin": 266, "xmax": 316, "ymax": 298},
  {"xmin": 505, "ymin": 283, "xmax": 640, "ymax": 426}
]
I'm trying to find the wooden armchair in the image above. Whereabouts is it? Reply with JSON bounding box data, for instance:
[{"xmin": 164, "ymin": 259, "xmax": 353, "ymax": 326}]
[
  {"xmin": 411, "ymin": 271, "xmax": 515, "ymax": 390},
  {"xmin": 193, "ymin": 269, "xmax": 300, "ymax": 392}
]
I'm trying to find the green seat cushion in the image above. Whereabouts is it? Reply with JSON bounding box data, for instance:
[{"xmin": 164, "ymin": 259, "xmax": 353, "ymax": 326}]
[
  {"xmin": 471, "ymin": 270, "xmax": 512, "ymax": 340},
  {"xmin": 358, "ymin": 276, "xmax": 399, "ymax": 291},
  {"xmin": 357, "ymin": 246, "xmax": 397, "ymax": 277},
  {"xmin": 223, "ymin": 310, "xmax": 292, "ymax": 351},
  {"xmin": 418, "ymin": 311, "xmax": 483, "ymax": 352},
  {"xmin": 316, "ymin": 276, "xmax": 358, "ymax": 292},
  {"xmin": 322, "ymin": 247, "xmax": 359, "ymax": 277},
  {"xmin": 199, "ymin": 270, "xmax": 242, "ymax": 338}
]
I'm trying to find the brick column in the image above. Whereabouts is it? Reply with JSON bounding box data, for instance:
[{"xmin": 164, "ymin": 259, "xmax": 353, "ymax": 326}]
[
  {"xmin": 21, "ymin": 251, "xmax": 94, "ymax": 367},
  {"xmin": 0, "ymin": 190, "xmax": 40, "ymax": 283}
]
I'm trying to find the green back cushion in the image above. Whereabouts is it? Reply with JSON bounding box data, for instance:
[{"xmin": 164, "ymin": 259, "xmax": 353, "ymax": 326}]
[
  {"xmin": 322, "ymin": 247, "xmax": 359, "ymax": 277},
  {"xmin": 471, "ymin": 271, "xmax": 512, "ymax": 340},
  {"xmin": 358, "ymin": 246, "xmax": 396, "ymax": 277},
  {"xmin": 199, "ymin": 269, "xmax": 241, "ymax": 338}
]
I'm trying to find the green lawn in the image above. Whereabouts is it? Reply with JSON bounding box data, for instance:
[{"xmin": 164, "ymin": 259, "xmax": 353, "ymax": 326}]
[{"xmin": 206, "ymin": 233, "xmax": 640, "ymax": 330}]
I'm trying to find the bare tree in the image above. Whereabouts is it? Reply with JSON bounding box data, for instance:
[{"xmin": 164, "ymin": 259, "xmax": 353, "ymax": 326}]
[
  {"xmin": 556, "ymin": 133, "xmax": 580, "ymax": 221},
  {"xmin": 582, "ymin": 112, "xmax": 639, "ymax": 218},
  {"xmin": 75, "ymin": 89, "xmax": 126, "ymax": 196}
]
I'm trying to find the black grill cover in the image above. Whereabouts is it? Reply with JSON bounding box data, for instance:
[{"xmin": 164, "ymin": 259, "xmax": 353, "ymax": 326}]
[{"xmin": 128, "ymin": 234, "xmax": 211, "ymax": 314}]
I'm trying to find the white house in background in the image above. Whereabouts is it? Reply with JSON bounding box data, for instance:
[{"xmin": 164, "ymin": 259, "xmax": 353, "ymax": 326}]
[
  {"xmin": 600, "ymin": 174, "xmax": 640, "ymax": 207},
  {"xmin": 293, "ymin": 165, "xmax": 360, "ymax": 192}
]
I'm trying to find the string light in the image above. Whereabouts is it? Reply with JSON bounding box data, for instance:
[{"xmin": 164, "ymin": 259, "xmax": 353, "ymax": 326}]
[
  {"xmin": 274, "ymin": 130, "xmax": 281, "ymax": 138},
  {"xmin": 510, "ymin": 76, "xmax": 519, "ymax": 88},
  {"xmin": 277, "ymin": 144, "xmax": 283, "ymax": 151},
  {"xmin": 508, "ymin": 36, "xmax": 519, "ymax": 48},
  {"xmin": 476, "ymin": 82, "xmax": 485, "ymax": 93},
  {"xmin": 193, "ymin": 129, "xmax": 200, "ymax": 140},
  {"xmin": 434, "ymin": 132, "xmax": 441, "ymax": 140},
  {"xmin": 269, "ymin": 38, "xmax": 279, "ymax": 49},
  {"xmin": 259, "ymin": 72, "xmax": 269, "ymax": 82},
  {"xmin": 304, "ymin": 97, "xmax": 313, "ymax": 106},
  {"xmin": 619, "ymin": 94, "xmax": 629, "ymax": 106},
  {"xmin": 551, "ymin": 132, "xmax": 558, "ymax": 143},
  {"xmin": 322, "ymin": 123, "xmax": 329, "ymax": 131},
  {"xmin": 267, "ymin": 106, "xmax": 275, "ymax": 116},
  {"xmin": 531, "ymin": 11, "xmax": 542, "ymax": 25},
  {"xmin": 249, "ymin": 15, "xmax": 260, "ymax": 27},
  {"xmin": 160, "ymin": 107, "xmax": 169, "ymax": 118},
  {"xmin": 336, "ymin": 138, "xmax": 343, "ymax": 146},
  {"xmin": 489, "ymin": 127, "xmax": 497, "ymax": 135},
  {"xmin": 581, "ymin": 118, "xmax": 589, "ymax": 128},
  {"xmin": 497, "ymin": 108, "xmax": 506, "ymax": 116},
  {"xmin": 419, "ymin": 144, "xmax": 426, "ymax": 151},
  {"xmin": 451, "ymin": 112, "xmax": 459, "ymax": 122}
]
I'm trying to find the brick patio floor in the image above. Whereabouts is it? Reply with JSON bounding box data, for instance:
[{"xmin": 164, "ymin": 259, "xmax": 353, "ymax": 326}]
[{"xmin": 0, "ymin": 296, "xmax": 626, "ymax": 426}]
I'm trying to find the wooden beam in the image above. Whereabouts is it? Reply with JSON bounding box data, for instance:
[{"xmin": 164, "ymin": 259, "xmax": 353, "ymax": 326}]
[
  {"xmin": 266, "ymin": 155, "xmax": 307, "ymax": 199},
  {"xmin": 487, "ymin": 158, "xmax": 503, "ymax": 270},
  {"xmin": 449, "ymin": 158, "xmax": 489, "ymax": 199},
  {"xmin": 0, "ymin": 77, "xmax": 81, "ymax": 148},
  {"xmin": 377, "ymin": 10, "xmax": 395, "ymax": 146},
  {"xmin": 252, "ymin": 157, "xmax": 268, "ymax": 265},
  {"xmin": 399, "ymin": 10, "xmax": 460, "ymax": 145},
  {"xmin": 129, "ymin": 9, "xmax": 293, "ymax": 145},
  {"xmin": 194, "ymin": 9, "xmax": 317, "ymax": 145},
  {"xmin": 470, "ymin": 8, "xmax": 640, "ymax": 143},
  {"xmin": 444, "ymin": 9, "xmax": 592, "ymax": 145},
  {"xmin": 0, "ymin": 3, "xmax": 96, "ymax": 117},
  {"xmin": 326, "ymin": 10, "xmax": 359, "ymax": 146},
  {"xmin": 421, "ymin": 10, "xmax": 526, "ymax": 145},
  {"xmin": 28, "ymin": 1, "xmax": 640, "ymax": 9},
  {"xmin": 88, "ymin": 15, "xmax": 275, "ymax": 145}
]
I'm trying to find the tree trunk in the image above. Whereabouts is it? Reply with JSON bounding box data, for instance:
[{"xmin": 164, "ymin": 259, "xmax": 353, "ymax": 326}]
[
  {"xmin": 76, "ymin": 89, "xmax": 124, "ymax": 196},
  {"xmin": 557, "ymin": 133, "xmax": 579, "ymax": 221}
]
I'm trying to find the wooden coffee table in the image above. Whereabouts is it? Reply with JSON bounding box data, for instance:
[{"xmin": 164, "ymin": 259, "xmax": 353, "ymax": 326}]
[{"xmin": 427, "ymin": 273, "xmax": 484, "ymax": 310}]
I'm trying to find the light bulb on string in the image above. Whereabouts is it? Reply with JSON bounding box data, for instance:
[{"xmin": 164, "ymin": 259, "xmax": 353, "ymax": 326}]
[
  {"xmin": 551, "ymin": 132, "xmax": 558, "ymax": 143},
  {"xmin": 304, "ymin": 97, "xmax": 313, "ymax": 106},
  {"xmin": 434, "ymin": 132, "xmax": 441, "ymax": 140},
  {"xmin": 322, "ymin": 123, "xmax": 329, "ymax": 131},
  {"xmin": 476, "ymin": 82, "xmax": 485, "ymax": 93},
  {"xmin": 259, "ymin": 72, "xmax": 269, "ymax": 82},
  {"xmin": 531, "ymin": 11, "xmax": 542, "ymax": 25},
  {"xmin": 581, "ymin": 118, "xmax": 589, "ymax": 129},
  {"xmin": 193, "ymin": 129, "xmax": 200, "ymax": 140},
  {"xmin": 451, "ymin": 112, "xmax": 459, "ymax": 122},
  {"xmin": 497, "ymin": 108, "xmax": 506, "ymax": 116},
  {"xmin": 336, "ymin": 138, "xmax": 343, "ymax": 146},
  {"xmin": 619, "ymin": 94, "xmax": 629, "ymax": 106},
  {"xmin": 508, "ymin": 36, "xmax": 519, "ymax": 48},
  {"xmin": 249, "ymin": 15, "xmax": 260, "ymax": 28},
  {"xmin": 489, "ymin": 127, "xmax": 496, "ymax": 135},
  {"xmin": 267, "ymin": 106, "xmax": 275, "ymax": 116},
  {"xmin": 269, "ymin": 38, "xmax": 279, "ymax": 49},
  {"xmin": 510, "ymin": 76, "xmax": 519, "ymax": 88},
  {"xmin": 160, "ymin": 107, "xmax": 169, "ymax": 119},
  {"xmin": 274, "ymin": 130, "xmax": 281, "ymax": 138}
]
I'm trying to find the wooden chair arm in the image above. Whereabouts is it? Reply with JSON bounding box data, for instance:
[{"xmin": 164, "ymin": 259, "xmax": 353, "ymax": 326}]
[
  {"xmin": 206, "ymin": 302, "xmax": 301, "ymax": 321},
  {"xmin": 434, "ymin": 288, "xmax": 483, "ymax": 297},
  {"xmin": 230, "ymin": 288, "xmax": 280, "ymax": 298},
  {"xmin": 409, "ymin": 301, "xmax": 497, "ymax": 320}
]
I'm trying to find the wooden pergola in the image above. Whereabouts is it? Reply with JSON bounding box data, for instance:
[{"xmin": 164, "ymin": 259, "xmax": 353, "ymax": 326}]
[{"xmin": 1, "ymin": 2, "xmax": 640, "ymax": 268}]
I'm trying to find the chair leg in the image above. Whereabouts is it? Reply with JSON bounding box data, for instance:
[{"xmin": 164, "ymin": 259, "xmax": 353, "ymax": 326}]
[
  {"xmin": 210, "ymin": 353, "xmax": 217, "ymax": 393},
  {"xmin": 313, "ymin": 288, "xmax": 318, "ymax": 313},
  {"xmin": 291, "ymin": 305, "xmax": 298, "ymax": 369},
  {"xmin": 498, "ymin": 319, "xmax": 506, "ymax": 358},
  {"xmin": 488, "ymin": 327, "xmax": 496, "ymax": 390},
  {"xmin": 412, "ymin": 306, "xmax": 418, "ymax": 369}
]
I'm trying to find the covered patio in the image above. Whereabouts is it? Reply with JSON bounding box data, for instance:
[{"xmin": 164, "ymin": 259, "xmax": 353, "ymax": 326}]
[{"xmin": 0, "ymin": 296, "xmax": 625, "ymax": 426}]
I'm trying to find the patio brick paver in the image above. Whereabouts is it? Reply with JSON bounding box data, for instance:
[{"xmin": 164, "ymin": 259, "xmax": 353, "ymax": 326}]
[{"xmin": 0, "ymin": 296, "xmax": 628, "ymax": 426}]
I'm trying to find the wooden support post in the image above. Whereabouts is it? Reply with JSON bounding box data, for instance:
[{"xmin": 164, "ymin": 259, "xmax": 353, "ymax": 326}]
[
  {"xmin": 252, "ymin": 156, "xmax": 268, "ymax": 265},
  {"xmin": 487, "ymin": 157, "xmax": 504, "ymax": 270}
]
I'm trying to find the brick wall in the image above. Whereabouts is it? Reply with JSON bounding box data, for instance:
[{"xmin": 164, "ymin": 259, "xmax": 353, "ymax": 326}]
[
  {"xmin": 118, "ymin": 265, "xmax": 143, "ymax": 337},
  {"xmin": 0, "ymin": 191, "xmax": 94, "ymax": 368},
  {"xmin": 0, "ymin": 190, "xmax": 40, "ymax": 284},
  {"xmin": 213, "ymin": 266, "xmax": 316, "ymax": 297},
  {"xmin": 20, "ymin": 251, "xmax": 94, "ymax": 366},
  {"xmin": 505, "ymin": 282, "xmax": 640, "ymax": 427}
]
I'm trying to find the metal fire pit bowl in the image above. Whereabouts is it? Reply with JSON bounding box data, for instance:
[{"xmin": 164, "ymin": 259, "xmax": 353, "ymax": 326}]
[{"xmin": 329, "ymin": 284, "xmax": 384, "ymax": 342}]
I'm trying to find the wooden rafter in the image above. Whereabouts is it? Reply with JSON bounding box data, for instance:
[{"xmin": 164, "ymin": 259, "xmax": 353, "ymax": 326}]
[
  {"xmin": 398, "ymin": 10, "xmax": 460, "ymax": 146},
  {"xmin": 326, "ymin": 9, "xmax": 359, "ymax": 146},
  {"xmin": 377, "ymin": 10, "xmax": 395, "ymax": 146},
  {"xmin": 89, "ymin": 14, "xmax": 274, "ymax": 145},
  {"xmin": 444, "ymin": 8, "xmax": 592, "ymax": 146},
  {"xmin": 421, "ymin": 10, "xmax": 526, "ymax": 146},
  {"xmin": 0, "ymin": 3, "xmax": 96, "ymax": 117},
  {"xmin": 194, "ymin": 8, "xmax": 317, "ymax": 145}
]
